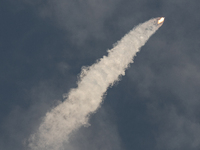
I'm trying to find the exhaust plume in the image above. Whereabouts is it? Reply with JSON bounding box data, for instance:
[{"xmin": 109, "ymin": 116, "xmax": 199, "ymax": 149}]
[{"xmin": 28, "ymin": 17, "xmax": 164, "ymax": 150}]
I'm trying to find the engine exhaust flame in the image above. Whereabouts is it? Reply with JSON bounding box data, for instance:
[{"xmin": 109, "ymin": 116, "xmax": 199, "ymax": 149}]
[{"xmin": 157, "ymin": 17, "xmax": 165, "ymax": 24}]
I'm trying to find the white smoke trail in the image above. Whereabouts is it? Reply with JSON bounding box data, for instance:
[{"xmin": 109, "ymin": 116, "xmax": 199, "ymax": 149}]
[{"xmin": 28, "ymin": 17, "xmax": 163, "ymax": 150}]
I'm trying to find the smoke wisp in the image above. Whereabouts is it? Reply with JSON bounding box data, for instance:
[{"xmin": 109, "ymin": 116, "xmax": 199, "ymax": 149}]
[{"xmin": 28, "ymin": 18, "xmax": 163, "ymax": 150}]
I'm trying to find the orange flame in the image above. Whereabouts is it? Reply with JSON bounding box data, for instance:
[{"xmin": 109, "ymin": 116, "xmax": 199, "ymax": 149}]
[{"xmin": 158, "ymin": 17, "xmax": 165, "ymax": 24}]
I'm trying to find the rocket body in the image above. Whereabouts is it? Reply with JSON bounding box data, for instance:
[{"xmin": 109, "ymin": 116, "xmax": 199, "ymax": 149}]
[{"xmin": 157, "ymin": 17, "xmax": 165, "ymax": 26}]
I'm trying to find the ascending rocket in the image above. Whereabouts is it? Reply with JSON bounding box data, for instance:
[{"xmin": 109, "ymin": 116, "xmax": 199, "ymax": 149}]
[{"xmin": 157, "ymin": 17, "xmax": 165, "ymax": 25}]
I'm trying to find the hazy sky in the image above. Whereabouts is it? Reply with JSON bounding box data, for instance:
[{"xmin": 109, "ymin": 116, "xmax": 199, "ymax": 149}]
[{"xmin": 1, "ymin": 0, "xmax": 200, "ymax": 150}]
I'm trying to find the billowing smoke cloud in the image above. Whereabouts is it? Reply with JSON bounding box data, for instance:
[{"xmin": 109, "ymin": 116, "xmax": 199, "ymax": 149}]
[{"xmin": 28, "ymin": 18, "xmax": 163, "ymax": 150}]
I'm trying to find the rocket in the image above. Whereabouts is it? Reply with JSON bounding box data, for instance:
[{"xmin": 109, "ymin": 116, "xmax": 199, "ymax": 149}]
[{"xmin": 157, "ymin": 17, "xmax": 165, "ymax": 25}]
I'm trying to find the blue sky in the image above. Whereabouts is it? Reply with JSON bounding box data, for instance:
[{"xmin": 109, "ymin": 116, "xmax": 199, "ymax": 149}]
[{"xmin": 1, "ymin": 0, "xmax": 200, "ymax": 150}]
